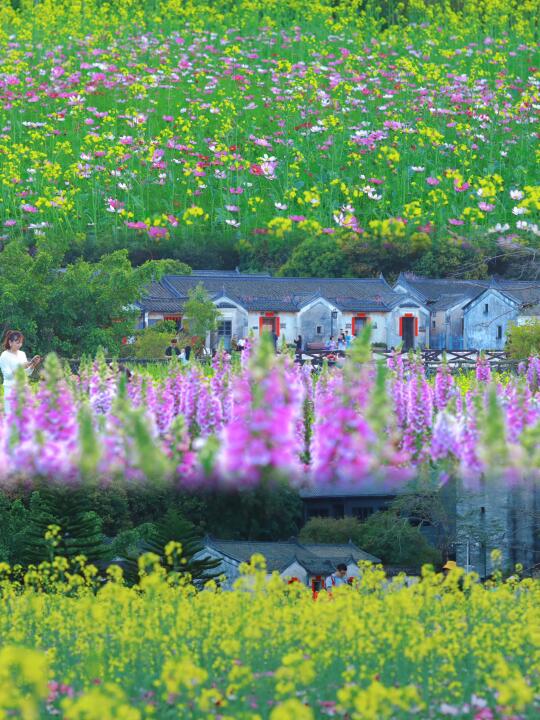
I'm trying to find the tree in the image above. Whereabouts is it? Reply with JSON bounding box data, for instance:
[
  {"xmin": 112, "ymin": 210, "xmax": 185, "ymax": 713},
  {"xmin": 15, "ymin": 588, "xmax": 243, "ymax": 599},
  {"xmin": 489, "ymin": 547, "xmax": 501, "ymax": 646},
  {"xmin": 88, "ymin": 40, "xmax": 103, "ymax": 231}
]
[
  {"xmin": 299, "ymin": 512, "xmax": 441, "ymax": 568},
  {"xmin": 278, "ymin": 235, "xmax": 350, "ymax": 277},
  {"xmin": 299, "ymin": 517, "xmax": 361, "ymax": 544},
  {"xmin": 20, "ymin": 487, "xmax": 109, "ymax": 566},
  {"xmin": 183, "ymin": 283, "xmax": 219, "ymax": 340},
  {"xmin": 506, "ymin": 320, "xmax": 540, "ymax": 359},
  {"xmin": 133, "ymin": 320, "xmax": 179, "ymax": 359},
  {"xmin": 0, "ymin": 237, "xmax": 190, "ymax": 357},
  {"xmin": 0, "ymin": 493, "xmax": 30, "ymax": 563},
  {"xmin": 116, "ymin": 510, "xmax": 221, "ymax": 586}
]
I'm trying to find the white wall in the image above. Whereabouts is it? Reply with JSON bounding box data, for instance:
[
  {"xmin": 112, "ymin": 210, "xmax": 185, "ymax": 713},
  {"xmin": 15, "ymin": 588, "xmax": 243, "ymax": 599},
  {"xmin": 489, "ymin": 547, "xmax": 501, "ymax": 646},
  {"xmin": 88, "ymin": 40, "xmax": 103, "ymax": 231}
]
[{"xmin": 280, "ymin": 561, "xmax": 309, "ymax": 585}]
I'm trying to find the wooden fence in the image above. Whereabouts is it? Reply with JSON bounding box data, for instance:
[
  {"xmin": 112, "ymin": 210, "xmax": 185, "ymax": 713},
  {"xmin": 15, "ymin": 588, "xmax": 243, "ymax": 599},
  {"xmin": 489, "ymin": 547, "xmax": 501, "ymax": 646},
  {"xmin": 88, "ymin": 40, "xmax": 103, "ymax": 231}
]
[{"xmin": 294, "ymin": 348, "xmax": 523, "ymax": 373}]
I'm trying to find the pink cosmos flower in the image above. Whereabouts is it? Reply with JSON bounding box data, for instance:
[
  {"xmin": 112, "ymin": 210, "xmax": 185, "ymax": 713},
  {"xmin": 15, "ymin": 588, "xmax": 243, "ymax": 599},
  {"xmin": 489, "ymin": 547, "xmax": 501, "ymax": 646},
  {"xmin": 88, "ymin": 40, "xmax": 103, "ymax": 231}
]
[
  {"xmin": 126, "ymin": 221, "xmax": 147, "ymax": 230},
  {"xmin": 454, "ymin": 182, "xmax": 470, "ymax": 192},
  {"xmin": 448, "ymin": 218, "xmax": 465, "ymax": 225},
  {"xmin": 4, "ymin": 219, "xmax": 16, "ymax": 226},
  {"xmin": 148, "ymin": 226, "xmax": 168, "ymax": 238},
  {"xmin": 289, "ymin": 215, "xmax": 306, "ymax": 222},
  {"xmin": 229, "ymin": 187, "xmax": 244, "ymax": 194},
  {"xmin": 21, "ymin": 204, "xmax": 38, "ymax": 213},
  {"xmin": 119, "ymin": 136, "xmax": 134, "ymax": 145},
  {"xmin": 225, "ymin": 205, "xmax": 240, "ymax": 212},
  {"xmin": 162, "ymin": 115, "xmax": 174, "ymax": 122},
  {"xmin": 427, "ymin": 177, "xmax": 440, "ymax": 186},
  {"xmin": 478, "ymin": 202, "xmax": 494, "ymax": 212}
]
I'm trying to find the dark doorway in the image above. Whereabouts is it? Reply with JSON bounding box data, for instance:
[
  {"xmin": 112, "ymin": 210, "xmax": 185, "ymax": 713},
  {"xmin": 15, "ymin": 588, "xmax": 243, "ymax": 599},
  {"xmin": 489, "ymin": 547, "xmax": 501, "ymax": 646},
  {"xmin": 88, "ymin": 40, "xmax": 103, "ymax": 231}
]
[{"xmin": 402, "ymin": 317, "xmax": 415, "ymax": 351}]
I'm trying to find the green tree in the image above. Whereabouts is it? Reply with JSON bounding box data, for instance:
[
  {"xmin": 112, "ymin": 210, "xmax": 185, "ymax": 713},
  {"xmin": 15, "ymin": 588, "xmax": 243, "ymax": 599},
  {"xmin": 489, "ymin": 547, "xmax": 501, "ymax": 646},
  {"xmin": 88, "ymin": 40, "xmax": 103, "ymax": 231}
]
[
  {"xmin": 133, "ymin": 320, "xmax": 179, "ymax": 359},
  {"xmin": 0, "ymin": 493, "xmax": 30, "ymax": 563},
  {"xmin": 278, "ymin": 235, "xmax": 350, "ymax": 277},
  {"xmin": 183, "ymin": 283, "xmax": 219, "ymax": 339},
  {"xmin": 506, "ymin": 320, "xmax": 540, "ymax": 359},
  {"xmin": 299, "ymin": 516, "xmax": 362, "ymax": 544},
  {"xmin": 299, "ymin": 512, "xmax": 441, "ymax": 568},
  {"xmin": 0, "ymin": 237, "xmax": 190, "ymax": 357},
  {"xmin": 117, "ymin": 510, "xmax": 221, "ymax": 586},
  {"xmin": 20, "ymin": 488, "xmax": 109, "ymax": 566},
  {"xmin": 340, "ymin": 229, "xmax": 432, "ymax": 278}
]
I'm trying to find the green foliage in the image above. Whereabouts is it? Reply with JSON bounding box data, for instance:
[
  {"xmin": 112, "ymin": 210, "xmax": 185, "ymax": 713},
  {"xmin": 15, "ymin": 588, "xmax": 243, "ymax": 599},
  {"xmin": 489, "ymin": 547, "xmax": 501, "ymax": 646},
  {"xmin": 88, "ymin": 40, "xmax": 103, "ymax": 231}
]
[
  {"xmin": 506, "ymin": 320, "xmax": 540, "ymax": 359},
  {"xmin": 118, "ymin": 510, "xmax": 221, "ymax": 585},
  {"xmin": 299, "ymin": 511, "xmax": 442, "ymax": 568},
  {"xmin": 278, "ymin": 235, "xmax": 349, "ymax": 277},
  {"xmin": 183, "ymin": 283, "xmax": 220, "ymax": 339},
  {"xmin": 0, "ymin": 495, "xmax": 30, "ymax": 563},
  {"xmin": 299, "ymin": 516, "xmax": 363, "ymax": 544},
  {"xmin": 20, "ymin": 487, "xmax": 109, "ymax": 566},
  {"xmin": 0, "ymin": 238, "xmax": 191, "ymax": 357}
]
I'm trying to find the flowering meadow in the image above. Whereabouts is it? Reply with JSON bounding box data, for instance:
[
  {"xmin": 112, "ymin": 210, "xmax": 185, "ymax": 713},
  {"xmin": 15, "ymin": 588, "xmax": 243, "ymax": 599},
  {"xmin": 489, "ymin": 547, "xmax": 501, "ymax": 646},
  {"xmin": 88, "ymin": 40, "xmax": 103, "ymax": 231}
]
[
  {"xmin": 0, "ymin": 557, "xmax": 537, "ymax": 719},
  {"xmin": 0, "ymin": 0, "xmax": 539, "ymax": 273},
  {"xmin": 2, "ymin": 342, "xmax": 540, "ymax": 490}
]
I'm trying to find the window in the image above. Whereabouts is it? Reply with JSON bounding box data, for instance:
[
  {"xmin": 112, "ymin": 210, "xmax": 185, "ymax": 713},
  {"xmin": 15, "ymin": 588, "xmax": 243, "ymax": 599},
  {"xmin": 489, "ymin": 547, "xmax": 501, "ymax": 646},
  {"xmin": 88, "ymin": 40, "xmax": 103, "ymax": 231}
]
[
  {"xmin": 497, "ymin": 325, "xmax": 503, "ymax": 340},
  {"xmin": 307, "ymin": 507, "xmax": 329, "ymax": 519},
  {"xmin": 484, "ymin": 303, "xmax": 489, "ymax": 314},
  {"xmin": 316, "ymin": 325, "xmax": 323, "ymax": 335},
  {"xmin": 217, "ymin": 320, "xmax": 232, "ymax": 337},
  {"xmin": 352, "ymin": 507, "xmax": 374, "ymax": 521},
  {"xmin": 432, "ymin": 319, "xmax": 436, "ymax": 329}
]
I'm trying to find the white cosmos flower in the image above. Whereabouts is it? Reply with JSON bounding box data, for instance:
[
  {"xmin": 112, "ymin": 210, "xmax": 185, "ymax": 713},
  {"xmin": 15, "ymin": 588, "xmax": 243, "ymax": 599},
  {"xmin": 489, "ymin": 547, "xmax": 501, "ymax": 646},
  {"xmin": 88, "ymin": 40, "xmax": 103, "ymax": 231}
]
[
  {"xmin": 510, "ymin": 189, "xmax": 524, "ymax": 200},
  {"xmin": 512, "ymin": 206, "xmax": 527, "ymax": 215}
]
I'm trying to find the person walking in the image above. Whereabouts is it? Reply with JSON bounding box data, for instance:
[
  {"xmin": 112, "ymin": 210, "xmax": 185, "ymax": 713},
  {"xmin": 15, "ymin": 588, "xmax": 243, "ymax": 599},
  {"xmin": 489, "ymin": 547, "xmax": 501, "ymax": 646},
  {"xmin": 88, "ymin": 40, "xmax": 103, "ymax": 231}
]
[
  {"xmin": 0, "ymin": 330, "xmax": 41, "ymax": 415},
  {"xmin": 324, "ymin": 563, "xmax": 348, "ymax": 591}
]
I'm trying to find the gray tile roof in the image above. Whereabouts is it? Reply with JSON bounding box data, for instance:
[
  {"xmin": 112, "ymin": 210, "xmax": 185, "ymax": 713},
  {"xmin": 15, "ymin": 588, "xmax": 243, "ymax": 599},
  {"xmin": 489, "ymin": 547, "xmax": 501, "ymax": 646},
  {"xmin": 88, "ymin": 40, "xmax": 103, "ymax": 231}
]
[
  {"xmin": 396, "ymin": 274, "xmax": 540, "ymax": 311},
  {"xmin": 138, "ymin": 273, "xmax": 413, "ymax": 313},
  {"xmin": 300, "ymin": 480, "xmax": 401, "ymax": 498},
  {"xmin": 396, "ymin": 274, "xmax": 488, "ymax": 309},
  {"xmin": 204, "ymin": 537, "xmax": 379, "ymax": 570}
]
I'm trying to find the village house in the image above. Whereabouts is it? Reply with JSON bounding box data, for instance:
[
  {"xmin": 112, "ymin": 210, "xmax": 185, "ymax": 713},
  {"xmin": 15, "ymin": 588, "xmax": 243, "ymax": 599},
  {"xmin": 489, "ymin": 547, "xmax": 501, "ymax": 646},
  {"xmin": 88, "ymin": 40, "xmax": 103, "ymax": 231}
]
[
  {"xmin": 138, "ymin": 269, "xmax": 430, "ymax": 351},
  {"xmin": 138, "ymin": 270, "xmax": 540, "ymax": 352},
  {"xmin": 394, "ymin": 273, "xmax": 540, "ymax": 350},
  {"xmin": 194, "ymin": 537, "xmax": 380, "ymax": 590}
]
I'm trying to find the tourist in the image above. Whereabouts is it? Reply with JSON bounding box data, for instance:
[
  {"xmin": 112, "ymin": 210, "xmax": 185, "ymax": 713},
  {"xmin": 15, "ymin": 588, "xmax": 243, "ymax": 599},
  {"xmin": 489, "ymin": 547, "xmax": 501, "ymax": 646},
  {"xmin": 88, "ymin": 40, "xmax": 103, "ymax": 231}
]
[
  {"xmin": 337, "ymin": 334, "xmax": 346, "ymax": 351},
  {"xmin": 326, "ymin": 336, "xmax": 337, "ymax": 351},
  {"xmin": 442, "ymin": 560, "xmax": 457, "ymax": 576},
  {"xmin": 324, "ymin": 563, "xmax": 348, "ymax": 591},
  {"xmin": 0, "ymin": 330, "xmax": 41, "ymax": 415},
  {"xmin": 295, "ymin": 335, "xmax": 303, "ymax": 354},
  {"xmin": 345, "ymin": 330, "xmax": 352, "ymax": 348},
  {"xmin": 165, "ymin": 338, "xmax": 180, "ymax": 358}
]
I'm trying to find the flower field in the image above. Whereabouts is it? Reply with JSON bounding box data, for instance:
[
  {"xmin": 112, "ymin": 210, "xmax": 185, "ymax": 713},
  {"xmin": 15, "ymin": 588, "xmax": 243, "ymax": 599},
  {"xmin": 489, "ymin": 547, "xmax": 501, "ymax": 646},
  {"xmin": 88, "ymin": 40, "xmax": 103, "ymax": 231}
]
[
  {"xmin": 0, "ymin": 557, "xmax": 539, "ymax": 719},
  {"xmin": 2, "ymin": 342, "xmax": 540, "ymax": 489},
  {"xmin": 0, "ymin": 0, "xmax": 538, "ymax": 273}
]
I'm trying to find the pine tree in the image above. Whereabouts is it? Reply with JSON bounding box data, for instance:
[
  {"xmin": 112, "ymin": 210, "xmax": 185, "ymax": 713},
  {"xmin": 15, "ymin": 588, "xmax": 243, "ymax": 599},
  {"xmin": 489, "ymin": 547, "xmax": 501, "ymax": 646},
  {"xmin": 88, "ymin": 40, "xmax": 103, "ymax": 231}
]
[
  {"xmin": 119, "ymin": 510, "xmax": 221, "ymax": 586},
  {"xmin": 20, "ymin": 487, "xmax": 109, "ymax": 566}
]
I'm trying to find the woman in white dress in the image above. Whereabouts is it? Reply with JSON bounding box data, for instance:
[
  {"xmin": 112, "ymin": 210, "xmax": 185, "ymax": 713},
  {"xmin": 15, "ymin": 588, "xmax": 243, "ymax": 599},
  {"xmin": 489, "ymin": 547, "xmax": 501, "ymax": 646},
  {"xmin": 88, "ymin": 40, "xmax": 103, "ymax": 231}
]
[{"xmin": 0, "ymin": 330, "xmax": 41, "ymax": 415}]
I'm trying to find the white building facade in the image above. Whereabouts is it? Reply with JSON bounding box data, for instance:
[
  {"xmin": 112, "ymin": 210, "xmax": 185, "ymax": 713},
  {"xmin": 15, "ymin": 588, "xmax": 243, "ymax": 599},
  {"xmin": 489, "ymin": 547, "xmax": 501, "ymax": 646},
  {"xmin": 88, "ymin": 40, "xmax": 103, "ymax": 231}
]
[{"xmin": 138, "ymin": 270, "xmax": 430, "ymax": 351}]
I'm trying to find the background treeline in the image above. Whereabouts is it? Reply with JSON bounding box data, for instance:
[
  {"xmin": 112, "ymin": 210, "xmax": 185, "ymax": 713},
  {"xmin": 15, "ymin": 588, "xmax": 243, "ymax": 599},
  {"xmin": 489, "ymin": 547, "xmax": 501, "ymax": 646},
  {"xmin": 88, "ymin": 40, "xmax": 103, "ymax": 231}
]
[{"xmin": 0, "ymin": 483, "xmax": 441, "ymax": 571}]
